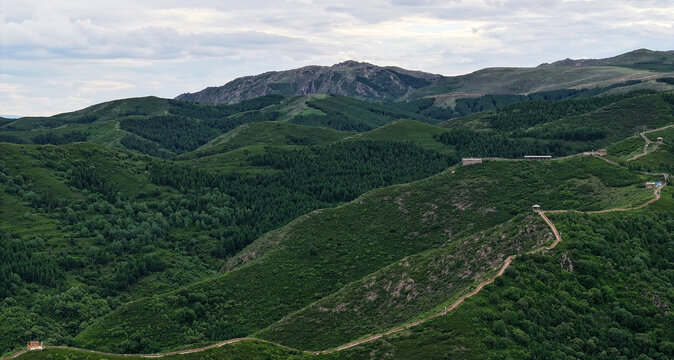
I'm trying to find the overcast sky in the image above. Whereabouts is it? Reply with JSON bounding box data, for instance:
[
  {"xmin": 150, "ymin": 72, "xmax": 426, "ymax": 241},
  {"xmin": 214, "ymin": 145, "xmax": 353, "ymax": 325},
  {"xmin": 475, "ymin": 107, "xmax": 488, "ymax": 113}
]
[{"xmin": 1, "ymin": 0, "xmax": 673, "ymax": 116}]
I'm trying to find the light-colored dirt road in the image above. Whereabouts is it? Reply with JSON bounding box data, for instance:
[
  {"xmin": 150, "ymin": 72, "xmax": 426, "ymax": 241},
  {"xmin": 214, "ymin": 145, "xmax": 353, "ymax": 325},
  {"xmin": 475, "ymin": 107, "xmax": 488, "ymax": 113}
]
[{"xmin": 627, "ymin": 124, "xmax": 673, "ymax": 162}]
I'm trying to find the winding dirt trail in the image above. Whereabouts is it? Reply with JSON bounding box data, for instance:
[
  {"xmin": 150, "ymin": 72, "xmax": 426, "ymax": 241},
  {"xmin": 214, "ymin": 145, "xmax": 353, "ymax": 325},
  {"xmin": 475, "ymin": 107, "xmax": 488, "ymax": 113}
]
[
  {"xmin": 2, "ymin": 158, "xmax": 669, "ymax": 360},
  {"xmin": 627, "ymin": 124, "xmax": 673, "ymax": 162}
]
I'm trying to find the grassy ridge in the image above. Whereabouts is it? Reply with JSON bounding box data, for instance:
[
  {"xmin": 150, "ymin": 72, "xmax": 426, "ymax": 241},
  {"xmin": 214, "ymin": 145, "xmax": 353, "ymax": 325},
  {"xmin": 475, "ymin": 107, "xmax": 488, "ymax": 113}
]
[
  {"xmin": 627, "ymin": 127, "xmax": 674, "ymax": 174},
  {"xmin": 74, "ymin": 157, "xmax": 655, "ymax": 353},
  {"xmin": 327, "ymin": 209, "xmax": 674, "ymax": 360},
  {"xmin": 257, "ymin": 214, "xmax": 554, "ymax": 350},
  {"xmin": 527, "ymin": 93, "xmax": 674, "ymax": 145},
  {"xmin": 408, "ymin": 66, "xmax": 669, "ymax": 100},
  {"xmin": 343, "ymin": 120, "xmax": 454, "ymax": 154},
  {"xmin": 178, "ymin": 122, "xmax": 354, "ymax": 160}
]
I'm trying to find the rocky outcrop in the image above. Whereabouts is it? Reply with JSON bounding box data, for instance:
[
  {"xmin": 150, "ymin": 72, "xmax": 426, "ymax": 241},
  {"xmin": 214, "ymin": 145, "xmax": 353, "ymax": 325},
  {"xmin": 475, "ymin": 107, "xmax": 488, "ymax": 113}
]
[{"xmin": 175, "ymin": 61, "xmax": 442, "ymax": 104}]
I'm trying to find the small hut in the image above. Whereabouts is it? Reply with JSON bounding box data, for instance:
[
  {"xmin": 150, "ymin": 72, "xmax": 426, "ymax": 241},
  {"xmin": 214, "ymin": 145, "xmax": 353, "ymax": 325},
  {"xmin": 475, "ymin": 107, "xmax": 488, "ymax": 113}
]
[
  {"xmin": 462, "ymin": 158, "xmax": 483, "ymax": 166},
  {"xmin": 532, "ymin": 204, "xmax": 541, "ymax": 212},
  {"xmin": 27, "ymin": 341, "xmax": 42, "ymax": 350},
  {"xmin": 656, "ymin": 136, "xmax": 663, "ymax": 144},
  {"xmin": 645, "ymin": 182, "xmax": 657, "ymax": 189}
]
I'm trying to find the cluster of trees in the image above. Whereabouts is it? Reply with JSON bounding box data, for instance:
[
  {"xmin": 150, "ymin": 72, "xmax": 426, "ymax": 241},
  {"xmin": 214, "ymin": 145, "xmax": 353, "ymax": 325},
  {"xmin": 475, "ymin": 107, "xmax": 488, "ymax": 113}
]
[
  {"xmin": 250, "ymin": 140, "xmax": 458, "ymax": 202},
  {"xmin": 520, "ymin": 127, "xmax": 608, "ymax": 141},
  {"xmin": 120, "ymin": 109, "xmax": 281, "ymax": 155},
  {"xmin": 290, "ymin": 95, "xmax": 431, "ymax": 132},
  {"xmin": 120, "ymin": 135, "xmax": 174, "ymax": 158},
  {"xmin": 656, "ymin": 77, "xmax": 674, "ymax": 85},
  {"xmin": 167, "ymin": 94, "xmax": 284, "ymax": 119},
  {"xmin": 389, "ymin": 86, "xmax": 648, "ymax": 124},
  {"xmin": 120, "ymin": 116, "xmax": 218, "ymax": 153},
  {"xmin": 0, "ymin": 230, "xmax": 63, "ymax": 298},
  {"xmin": 487, "ymin": 91, "xmax": 655, "ymax": 132},
  {"xmin": 435, "ymin": 129, "xmax": 572, "ymax": 158},
  {"xmin": 284, "ymin": 135, "xmax": 316, "ymax": 146},
  {"xmin": 0, "ymin": 134, "xmax": 26, "ymax": 144},
  {"xmin": 472, "ymin": 212, "xmax": 674, "ymax": 359},
  {"xmin": 150, "ymin": 140, "xmax": 456, "ymax": 258},
  {"xmin": 33, "ymin": 131, "xmax": 88, "ymax": 145}
]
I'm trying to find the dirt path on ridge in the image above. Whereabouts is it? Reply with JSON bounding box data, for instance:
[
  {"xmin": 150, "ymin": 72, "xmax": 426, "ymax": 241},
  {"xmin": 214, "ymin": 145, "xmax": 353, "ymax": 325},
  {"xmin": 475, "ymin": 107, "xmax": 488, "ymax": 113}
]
[{"xmin": 627, "ymin": 124, "xmax": 674, "ymax": 162}]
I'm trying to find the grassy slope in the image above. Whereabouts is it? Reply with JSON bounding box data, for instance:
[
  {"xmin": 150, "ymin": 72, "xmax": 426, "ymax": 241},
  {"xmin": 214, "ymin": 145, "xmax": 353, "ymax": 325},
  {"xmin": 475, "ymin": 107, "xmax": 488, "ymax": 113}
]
[
  {"xmin": 325, "ymin": 208, "xmax": 673, "ymax": 360},
  {"xmin": 11, "ymin": 206, "xmax": 673, "ymax": 360},
  {"xmin": 343, "ymin": 120, "xmax": 454, "ymax": 154},
  {"xmin": 408, "ymin": 66, "xmax": 668, "ymax": 99},
  {"xmin": 178, "ymin": 120, "xmax": 451, "ymax": 174},
  {"xmin": 256, "ymin": 214, "xmax": 554, "ymax": 350},
  {"xmin": 74, "ymin": 157, "xmax": 655, "ymax": 352},
  {"xmin": 440, "ymin": 93, "xmax": 674, "ymax": 153},
  {"xmin": 177, "ymin": 122, "xmax": 354, "ymax": 160},
  {"xmin": 527, "ymin": 93, "xmax": 674, "ymax": 145}
]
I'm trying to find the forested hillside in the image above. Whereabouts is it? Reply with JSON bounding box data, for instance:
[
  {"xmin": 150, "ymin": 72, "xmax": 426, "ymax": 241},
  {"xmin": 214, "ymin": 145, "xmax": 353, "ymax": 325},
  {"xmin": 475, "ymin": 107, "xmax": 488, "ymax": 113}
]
[
  {"xmin": 0, "ymin": 139, "xmax": 456, "ymax": 355},
  {"xmin": 331, "ymin": 209, "xmax": 674, "ymax": 360},
  {"xmin": 74, "ymin": 156, "xmax": 656, "ymax": 353}
]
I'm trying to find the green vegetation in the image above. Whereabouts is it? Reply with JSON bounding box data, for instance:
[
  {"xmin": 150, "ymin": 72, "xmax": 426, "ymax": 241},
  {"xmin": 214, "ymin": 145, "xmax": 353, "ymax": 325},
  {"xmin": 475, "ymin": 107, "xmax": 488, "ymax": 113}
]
[
  {"xmin": 13, "ymin": 340, "xmax": 313, "ymax": 360},
  {"xmin": 408, "ymin": 65, "xmax": 661, "ymax": 100},
  {"xmin": 330, "ymin": 210, "xmax": 673, "ymax": 360},
  {"xmin": 0, "ymin": 138, "xmax": 455, "ymax": 355},
  {"xmin": 257, "ymin": 214, "xmax": 554, "ymax": 350},
  {"xmin": 288, "ymin": 95, "xmax": 435, "ymax": 131},
  {"xmin": 178, "ymin": 122, "xmax": 353, "ymax": 160},
  {"xmin": 74, "ymin": 157, "xmax": 654, "ymax": 353},
  {"xmin": 344, "ymin": 120, "xmax": 454, "ymax": 154},
  {"xmin": 440, "ymin": 92, "xmax": 674, "ymax": 156},
  {"xmin": 627, "ymin": 126, "xmax": 674, "ymax": 174}
]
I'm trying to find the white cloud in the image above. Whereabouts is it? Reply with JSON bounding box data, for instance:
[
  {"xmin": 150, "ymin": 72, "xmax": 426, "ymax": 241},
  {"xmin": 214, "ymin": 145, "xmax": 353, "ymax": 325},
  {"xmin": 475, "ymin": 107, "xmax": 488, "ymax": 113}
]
[{"xmin": 1, "ymin": 0, "xmax": 673, "ymax": 115}]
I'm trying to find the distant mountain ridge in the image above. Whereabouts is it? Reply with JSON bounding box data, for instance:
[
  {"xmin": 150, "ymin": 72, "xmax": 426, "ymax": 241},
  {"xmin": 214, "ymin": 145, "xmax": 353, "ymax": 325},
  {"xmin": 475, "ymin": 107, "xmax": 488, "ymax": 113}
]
[
  {"xmin": 538, "ymin": 48, "xmax": 674, "ymax": 67},
  {"xmin": 176, "ymin": 61, "xmax": 442, "ymax": 104},
  {"xmin": 176, "ymin": 49, "xmax": 674, "ymax": 104}
]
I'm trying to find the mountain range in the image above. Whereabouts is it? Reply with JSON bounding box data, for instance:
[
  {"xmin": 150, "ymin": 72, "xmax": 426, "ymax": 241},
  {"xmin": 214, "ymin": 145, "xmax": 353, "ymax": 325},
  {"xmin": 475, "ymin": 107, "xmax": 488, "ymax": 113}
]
[{"xmin": 176, "ymin": 49, "xmax": 674, "ymax": 104}]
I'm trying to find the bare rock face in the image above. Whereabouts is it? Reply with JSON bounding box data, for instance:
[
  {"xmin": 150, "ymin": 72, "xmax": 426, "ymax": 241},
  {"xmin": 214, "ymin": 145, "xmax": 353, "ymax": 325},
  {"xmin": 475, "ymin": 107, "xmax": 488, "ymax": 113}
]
[{"xmin": 175, "ymin": 61, "xmax": 442, "ymax": 104}]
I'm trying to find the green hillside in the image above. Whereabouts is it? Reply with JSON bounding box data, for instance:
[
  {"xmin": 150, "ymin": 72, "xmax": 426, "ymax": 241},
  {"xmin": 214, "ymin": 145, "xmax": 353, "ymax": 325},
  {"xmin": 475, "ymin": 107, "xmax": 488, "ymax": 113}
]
[
  {"xmin": 0, "ymin": 139, "xmax": 455, "ymax": 355},
  {"xmin": 256, "ymin": 213, "xmax": 554, "ymax": 350},
  {"xmin": 329, "ymin": 209, "xmax": 673, "ymax": 360},
  {"xmin": 178, "ymin": 122, "xmax": 354, "ymax": 160},
  {"xmin": 408, "ymin": 65, "xmax": 673, "ymax": 100},
  {"xmin": 343, "ymin": 120, "xmax": 454, "ymax": 154},
  {"xmin": 437, "ymin": 92, "xmax": 674, "ymax": 157},
  {"xmin": 74, "ymin": 156, "xmax": 656, "ymax": 353},
  {"xmin": 8, "ymin": 206, "xmax": 673, "ymax": 360}
]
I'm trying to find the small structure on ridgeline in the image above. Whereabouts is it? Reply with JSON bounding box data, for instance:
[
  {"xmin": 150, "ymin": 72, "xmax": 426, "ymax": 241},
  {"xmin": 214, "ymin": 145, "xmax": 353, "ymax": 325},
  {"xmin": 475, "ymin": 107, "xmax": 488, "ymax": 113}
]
[
  {"xmin": 462, "ymin": 158, "xmax": 483, "ymax": 166},
  {"xmin": 532, "ymin": 204, "xmax": 541, "ymax": 212},
  {"xmin": 27, "ymin": 341, "xmax": 43, "ymax": 350},
  {"xmin": 656, "ymin": 136, "xmax": 663, "ymax": 144},
  {"xmin": 645, "ymin": 182, "xmax": 658, "ymax": 189},
  {"xmin": 524, "ymin": 155, "xmax": 552, "ymax": 160},
  {"xmin": 583, "ymin": 149, "xmax": 608, "ymax": 156}
]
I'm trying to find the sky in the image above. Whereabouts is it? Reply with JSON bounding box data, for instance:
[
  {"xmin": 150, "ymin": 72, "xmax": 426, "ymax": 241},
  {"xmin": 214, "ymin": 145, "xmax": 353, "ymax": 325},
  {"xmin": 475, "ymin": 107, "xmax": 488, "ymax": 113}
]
[{"xmin": 1, "ymin": 0, "xmax": 673, "ymax": 116}]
